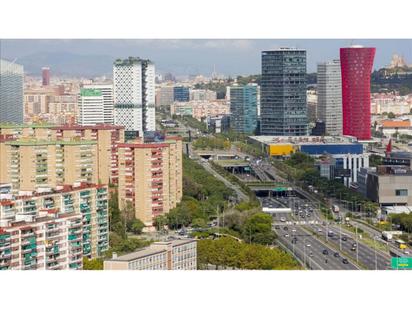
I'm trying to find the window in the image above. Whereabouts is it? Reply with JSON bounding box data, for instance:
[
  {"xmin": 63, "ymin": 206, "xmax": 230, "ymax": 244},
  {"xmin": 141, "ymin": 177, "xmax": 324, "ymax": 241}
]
[{"xmin": 395, "ymin": 189, "xmax": 408, "ymax": 196}]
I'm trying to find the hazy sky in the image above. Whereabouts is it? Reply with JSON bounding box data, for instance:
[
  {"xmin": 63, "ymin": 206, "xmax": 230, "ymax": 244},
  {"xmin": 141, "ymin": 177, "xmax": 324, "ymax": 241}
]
[{"xmin": 1, "ymin": 39, "xmax": 412, "ymax": 76}]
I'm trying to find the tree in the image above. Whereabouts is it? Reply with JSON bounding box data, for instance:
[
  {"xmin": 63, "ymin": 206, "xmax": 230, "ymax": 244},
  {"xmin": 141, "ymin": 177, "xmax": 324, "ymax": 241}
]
[
  {"xmin": 82, "ymin": 257, "xmax": 103, "ymax": 270},
  {"xmin": 388, "ymin": 112, "xmax": 396, "ymax": 119},
  {"xmin": 241, "ymin": 213, "xmax": 275, "ymax": 245},
  {"xmin": 154, "ymin": 215, "xmax": 168, "ymax": 231},
  {"xmin": 192, "ymin": 218, "xmax": 207, "ymax": 229},
  {"xmin": 130, "ymin": 219, "xmax": 145, "ymax": 235}
]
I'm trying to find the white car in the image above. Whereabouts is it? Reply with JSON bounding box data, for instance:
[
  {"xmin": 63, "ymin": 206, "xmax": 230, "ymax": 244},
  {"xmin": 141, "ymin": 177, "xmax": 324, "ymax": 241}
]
[
  {"xmin": 306, "ymin": 243, "xmax": 311, "ymax": 247},
  {"xmin": 280, "ymin": 217, "xmax": 286, "ymax": 222}
]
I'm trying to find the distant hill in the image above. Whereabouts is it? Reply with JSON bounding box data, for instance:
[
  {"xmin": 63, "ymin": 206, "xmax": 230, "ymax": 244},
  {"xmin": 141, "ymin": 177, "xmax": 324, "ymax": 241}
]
[{"xmin": 15, "ymin": 52, "xmax": 115, "ymax": 77}]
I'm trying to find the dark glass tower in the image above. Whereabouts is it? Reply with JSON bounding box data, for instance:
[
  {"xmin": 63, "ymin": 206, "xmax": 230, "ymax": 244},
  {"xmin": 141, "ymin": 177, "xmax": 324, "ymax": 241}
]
[
  {"xmin": 229, "ymin": 84, "xmax": 258, "ymax": 134},
  {"xmin": 260, "ymin": 48, "xmax": 308, "ymax": 136}
]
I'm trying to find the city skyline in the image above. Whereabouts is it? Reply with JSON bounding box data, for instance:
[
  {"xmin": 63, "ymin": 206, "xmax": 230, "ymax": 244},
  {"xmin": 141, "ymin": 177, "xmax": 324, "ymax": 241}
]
[{"xmin": 1, "ymin": 39, "xmax": 412, "ymax": 77}]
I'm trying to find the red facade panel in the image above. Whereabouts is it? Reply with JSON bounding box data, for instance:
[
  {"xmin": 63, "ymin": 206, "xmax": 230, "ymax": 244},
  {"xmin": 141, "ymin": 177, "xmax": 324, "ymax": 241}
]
[{"xmin": 340, "ymin": 47, "xmax": 375, "ymax": 140}]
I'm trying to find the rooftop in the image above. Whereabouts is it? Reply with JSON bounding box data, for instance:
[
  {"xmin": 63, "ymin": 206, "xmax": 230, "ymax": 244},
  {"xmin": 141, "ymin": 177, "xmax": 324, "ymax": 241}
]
[
  {"xmin": 248, "ymin": 135, "xmax": 358, "ymax": 146},
  {"xmin": 114, "ymin": 57, "xmax": 153, "ymax": 66},
  {"xmin": 381, "ymin": 120, "xmax": 411, "ymax": 128},
  {"xmin": 5, "ymin": 139, "xmax": 97, "ymax": 146},
  {"xmin": 109, "ymin": 247, "xmax": 167, "ymax": 262}
]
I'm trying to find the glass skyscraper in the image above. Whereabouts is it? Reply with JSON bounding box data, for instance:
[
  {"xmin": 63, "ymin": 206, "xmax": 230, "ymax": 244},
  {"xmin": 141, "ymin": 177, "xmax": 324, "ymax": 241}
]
[
  {"xmin": 229, "ymin": 84, "xmax": 258, "ymax": 134},
  {"xmin": 260, "ymin": 48, "xmax": 308, "ymax": 136},
  {"xmin": 0, "ymin": 59, "xmax": 24, "ymax": 124}
]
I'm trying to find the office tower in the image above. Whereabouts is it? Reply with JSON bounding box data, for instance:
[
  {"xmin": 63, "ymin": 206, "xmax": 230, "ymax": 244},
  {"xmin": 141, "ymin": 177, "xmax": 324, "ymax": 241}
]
[
  {"xmin": 82, "ymin": 84, "xmax": 114, "ymax": 124},
  {"xmin": 0, "ymin": 59, "xmax": 24, "ymax": 124},
  {"xmin": 113, "ymin": 57, "xmax": 156, "ymax": 139},
  {"xmin": 340, "ymin": 46, "xmax": 376, "ymax": 140},
  {"xmin": 0, "ymin": 124, "xmax": 125, "ymax": 186},
  {"xmin": 173, "ymin": 86, "xmax": 190, "ymax": 102},
  {"xmin": 317, "ymin": 60, "xmax": 343, "ymax": 136},
  {"xmin": 117, "ymin": 138, "xmax": 182, "ymax": 227},
  {"xmin": 229, "ymin": 84, "xmax": 258, "ymax": 134},
  {"xmin": 42, "ymin": 67, "xmax": 50, "ymax": 86},
  {"xmin": 260, "ymin": 48, "xmax": 308, "ymax": 136},
  {"xmin": 78, "ymin": 88, "xmax": 105, "ymax": 125}
]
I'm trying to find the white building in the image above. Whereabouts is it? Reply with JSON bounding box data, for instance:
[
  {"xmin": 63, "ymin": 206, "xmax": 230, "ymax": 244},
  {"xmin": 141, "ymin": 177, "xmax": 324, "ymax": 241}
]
[
  {"xmin": 83, "ymin": 84, "xmax": 114, "ymax": 124},
  {"xmin": 78, "ymin": 88, "xmax": 105, "ymax": 125},
  {"xmin": 0, "ymin": 59, "xmax": 24, "ymax": 124},
  {"xmin": 189, "ymin": 89, "xmax": 217, "ymax": 101},
  {"xmin": 113, "ymin": 57, "xmax": 156, "ymax": 138},
  {"xmin": 317, "ymin": 60, "xmax": 342, "ymax": 136}
]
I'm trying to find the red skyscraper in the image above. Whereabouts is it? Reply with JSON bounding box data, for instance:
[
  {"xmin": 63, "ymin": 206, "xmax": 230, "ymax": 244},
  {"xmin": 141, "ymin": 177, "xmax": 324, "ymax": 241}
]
[
  {"xmin": 42, "ymin": 67, "xmax": 50, "ymax": 86},
  {"xmin": 340, "ymin": 46, "xmax": 375, "ymax": 140}
]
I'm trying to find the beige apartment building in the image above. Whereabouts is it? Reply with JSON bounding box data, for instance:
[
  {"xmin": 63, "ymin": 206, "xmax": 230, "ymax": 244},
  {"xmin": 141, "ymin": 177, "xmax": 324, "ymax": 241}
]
[
  {"xmin": 0, "ymin": 138, "xmax": 97, "ymax": 192},
  {"xmin": 117, "ymin": 137, "xmax": 182, "ymax": 226},
  {"xmin": 0, "ymin": 124, "xmax": 125, "ymax": 185},
  {"xmin": 103, "ymin": 239, "xmax": 197, "ymax": 270}
]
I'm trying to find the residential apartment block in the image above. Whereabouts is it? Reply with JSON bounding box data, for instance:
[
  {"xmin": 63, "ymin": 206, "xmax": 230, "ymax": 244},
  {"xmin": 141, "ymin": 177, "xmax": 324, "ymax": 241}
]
[
  {"xmin": 0, "ymin": 124, "xmax": 125, "ymax": 186},
  {"xmin": 0, "ymin": 183, "xmax": 109, "ymax": 269},
  {"xmin": 117, "ymin": 137, "xmax": 182, "ymax": 226},
  {"xmin": 103, "ymin": 239, "xmax": 197, "ymax": 270}
]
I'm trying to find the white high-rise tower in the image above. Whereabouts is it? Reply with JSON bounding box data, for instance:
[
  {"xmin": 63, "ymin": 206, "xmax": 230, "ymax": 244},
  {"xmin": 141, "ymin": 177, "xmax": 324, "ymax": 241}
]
[
  {"xmin": 317, "ymin": 59, "xmax": 342, "ymax": 136},
  {"xmin": 113, "ymin": 57, "xmax": 156, "ymax": 138}
]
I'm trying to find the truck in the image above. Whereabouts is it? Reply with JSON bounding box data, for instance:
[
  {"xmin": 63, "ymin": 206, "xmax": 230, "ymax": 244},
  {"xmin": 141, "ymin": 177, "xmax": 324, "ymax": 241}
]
[
  {"xmin": 381, "ymin": 230, "xmax": 403, "ymax": 241},
  {"xmin": 332, "ymin": 205, "xmax": 340, "ymax": 213}
]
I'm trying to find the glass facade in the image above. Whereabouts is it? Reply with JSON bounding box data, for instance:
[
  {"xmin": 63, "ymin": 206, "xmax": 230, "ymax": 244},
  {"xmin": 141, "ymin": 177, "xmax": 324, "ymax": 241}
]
[
  {"xmin": 229, "ymin": 85, "xmax": 258, "ymax": 134},
  {"xmin": 173, "ymin": 86, "xmax": 190, "ymax": 102},
  {"xmin": 260, "ymin": 49, "xmax": 308, "ymax": 136},
  {"xmin": 0, "ymin": 59, "xmax": 24, "ymax": 124}
]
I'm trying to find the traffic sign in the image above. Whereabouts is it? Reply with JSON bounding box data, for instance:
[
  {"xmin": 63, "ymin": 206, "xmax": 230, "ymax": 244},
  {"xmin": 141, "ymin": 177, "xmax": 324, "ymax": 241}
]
[{"xmin": 391, "ymin": 257, "xmax": 412, "ymax": 269}]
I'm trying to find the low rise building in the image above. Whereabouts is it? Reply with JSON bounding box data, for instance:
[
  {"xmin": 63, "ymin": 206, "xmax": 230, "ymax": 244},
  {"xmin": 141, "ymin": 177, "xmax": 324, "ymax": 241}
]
[
  {"xmin": 378, "ymin": 119, "xmax": 412, "ymax": 137},
  {"xmin": 103, "ymin": 239, "xmax": 197, "ymax": 270},
  {"xmin": 170, "ymin": 100, "xmax": 230, "ymax": 120},
  {"xmin": 359, "ymin": 165, "xmax": 412, "ymax": 214},
  {"xmin": 248, "ymin": 135, "xmax": 368, "ymax": 186}
]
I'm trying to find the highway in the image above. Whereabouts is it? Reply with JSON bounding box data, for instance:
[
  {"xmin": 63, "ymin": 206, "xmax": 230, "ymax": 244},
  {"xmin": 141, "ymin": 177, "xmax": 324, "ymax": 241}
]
[
  {"xmin": 198, "ymin": 160, "xmax": 249, "ymax": 202},
  {"xmin": 274, "ymin": 217, "xmax": 358, "ymax": 270}
]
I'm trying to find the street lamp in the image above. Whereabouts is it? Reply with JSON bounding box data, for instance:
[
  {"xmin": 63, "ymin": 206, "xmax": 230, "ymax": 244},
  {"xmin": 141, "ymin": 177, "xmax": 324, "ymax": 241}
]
[{"xmin": 373, "ymin": 236, "xmax": 378, "ymax": 270}]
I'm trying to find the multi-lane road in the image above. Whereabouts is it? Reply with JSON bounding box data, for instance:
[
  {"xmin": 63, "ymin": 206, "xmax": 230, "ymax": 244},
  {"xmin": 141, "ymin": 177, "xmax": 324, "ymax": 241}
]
[{"xmin": 272, "ymin": 195, "xmax": 393, "ymax": 270}]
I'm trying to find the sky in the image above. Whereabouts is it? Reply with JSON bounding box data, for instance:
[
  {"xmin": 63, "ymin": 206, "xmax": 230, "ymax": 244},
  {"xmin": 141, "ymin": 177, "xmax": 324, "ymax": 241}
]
[{"xmin": 1, "ymin": 39, "xmax": 412, "ymax": 77}]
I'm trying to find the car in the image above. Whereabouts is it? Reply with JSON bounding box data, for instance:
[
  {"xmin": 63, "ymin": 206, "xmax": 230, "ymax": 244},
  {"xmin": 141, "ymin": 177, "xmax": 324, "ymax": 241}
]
[
  {"xmin": 352, "ymin": 243, "xmax": 357, "ymax": 247},
  {"xmin": 333, "ymin": 252, "xmax": 340, "ymax": 258},
  {"xmin": 342, "ymin": 258, "xmax": 349, "ymax": 264},
  {"xmin": 274, "ymin": 225, "xmax": 280, "ymax": 230},
  {"xmin": 283, "ymin": 226, "xmax": 288, "ymax": 231},
  {"xmin": 342, "ymin": 236, "xmax": 347, "ymax": 241},
  {"xmin": 309, "ymin": 252, "xmax": 314, "ymax": 257},
  {"xmin": 306, "ymin": 243, "xmax": 311, "ymax": 247},
  {"xmin": 280, "ymin": 217, "xmax": 286, "ymax": 222},
  {"xmin": 322, "ymin": 249, "xmax": 329, "ymax": 255},
  {"xmin": 351, "ymin": 246, "xmax": 356, "ymax": 251},
  {"xmin": 292, "ymin": 229, "xmax": 296, "ymax": 233},
  {"xmin": 328, "ymin": 231, "xmax": 334, "ymax": 237},
  {"xmin": 318, "ymin": 228, "xmax": 322, "ymax": 233},
  {"xmin": 284, "ymin": 234, "xmax": 290, "ymax": 238}
]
